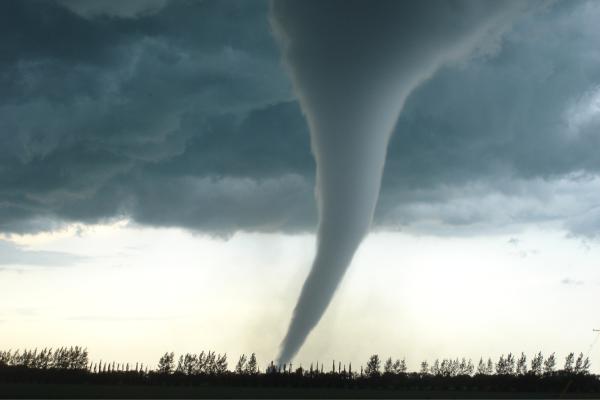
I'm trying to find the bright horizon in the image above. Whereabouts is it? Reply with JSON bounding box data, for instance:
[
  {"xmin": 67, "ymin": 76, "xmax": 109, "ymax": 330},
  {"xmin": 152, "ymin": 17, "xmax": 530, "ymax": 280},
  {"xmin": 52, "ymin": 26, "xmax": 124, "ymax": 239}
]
[{"xmin": 2, "ymin": 220, "xmax": 598, "ymax": 373}]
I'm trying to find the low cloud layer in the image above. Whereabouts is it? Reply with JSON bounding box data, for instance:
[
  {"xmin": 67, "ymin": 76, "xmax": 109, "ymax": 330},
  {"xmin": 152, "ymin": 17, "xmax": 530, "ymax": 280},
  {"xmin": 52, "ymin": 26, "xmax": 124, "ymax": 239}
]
[
  {"xmin": 0, "ymin": 240, "xmax": 85, "ymax": 266},
  {"xmin": 1, "ymin": 0, "xmax": 600, "ymax": 238}
]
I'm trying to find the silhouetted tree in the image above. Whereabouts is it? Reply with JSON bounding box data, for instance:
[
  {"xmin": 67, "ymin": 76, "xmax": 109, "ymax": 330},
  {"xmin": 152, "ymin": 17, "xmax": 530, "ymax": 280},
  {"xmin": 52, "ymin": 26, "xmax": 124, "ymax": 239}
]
[
  {"xmin": 496, "ymin": 355, "xmax": 507, "ymax": 375},
  {"xmin": 574, "ymin": 353, "xmax": 591, "ymax": 375},
  {"xmin": 516, "ymin": 353, "xmax": 527, "ymax": 375},
  {"xmin": 0, "ymin": 350, "xmax": 9, "ymax": 367},
  {"xmin": 205, "ymin": 352, "xmax": 216, "ymax": 374},
  {"xmin": 187, "ymin": 353, "xmax": 199, "ymax": 375},
  {"xmin": 531, "ymin": 352, "xmax": 543, "ymax": 376},
  {"xmin": 564, "ymin": 352, "xmax": 575, "ymax": 373},
  {"xmin": 383, "ymin": 357, "xmax": 393, "ymax": 374},
  {"xmin": 431, "ymin": 359, "xmax": 440, "ymax": 376},
  {"xmin": 439, "ymin": 359, "xmax": 462, "ymax": 377},
  {"xmin": 420, "ymin": 360, "xmax": 429, "ymax": 374},
  {"xmin": 235, "ymin": 354, "xmax": 247, "ymax": 374},
  {"xmin": 476, "ymin": 358, "xmax": 487, "ymax": 375},
  {"xmin": 195, "ymin": 351, "xmax": 207, "ymax": 373},
  {"xmin": 176, "ymin": 355, "xmax": 185, "ymax": 373},
  {"xmin": 157, "ymin": 352, "xmax": 174, "ymax": 374},
  {"xmin": 266, "ymin": 361, "xmax": 276, "ymax": 374},
  {"xmin": 506, "ymin": 353, "xmax": 515, "ymax": 375},
  {"xmin": 393, "ymin": 358, "xmax": 407, "ymax": 374},
  {"xmin": 486, "ymin": 358, "xmax": 494, "ymax": 375},
  {"xmin": 176, "ymin": 353, "xmax": 198, "ymax": 375},
  {"xmin": 543, "ymin": 353, "xmax": 556, "ymax": 375},
  {"xmin": 245, "ymin": 353, "xmax": 257, "ymax": 375},
  {"xmin": 458, "ymin": 358, "xmax": 473, "ymax": 375},
  {"xmin": 365, "ymin": 354, "xmax": 381, "ymax": 378},
  {"xmin": 215, "ymin": 353, "xmax": 227, "ymax": 374}
]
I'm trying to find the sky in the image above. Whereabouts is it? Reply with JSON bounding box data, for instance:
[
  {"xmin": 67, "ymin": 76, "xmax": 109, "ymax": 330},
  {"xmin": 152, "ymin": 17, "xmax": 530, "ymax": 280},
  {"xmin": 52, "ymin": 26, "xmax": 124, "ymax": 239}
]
[{"xmin": 1, "ymin": 0, "xmax": 600, "ymax": 372}]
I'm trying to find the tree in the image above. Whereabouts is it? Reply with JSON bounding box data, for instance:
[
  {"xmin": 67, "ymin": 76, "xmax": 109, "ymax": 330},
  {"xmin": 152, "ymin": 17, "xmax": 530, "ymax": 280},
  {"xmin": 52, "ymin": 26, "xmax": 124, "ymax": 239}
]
[
  {"xmin": 505, "ymin": 353, "xmax": 515, "ymax": 375},
  {"xmin": 572, "ymin": 353, "xmax": 591, "ymax": 375},
  {"xmin": 564, "ymin": 352, "xmax": 575, "ymax": 373},
  {"xmin": 266, "ymin": 361, "xmax": 277, "ymax": 374},
  {"xmin": 543, "ymin": 353, "xmax": 556, "ymax": 375},
  {"xmin": 420, "ymin": 361, "xmax": 429, "ymax": 375},
  {"xmin": 195, "ymin": 351, "xmax": 207, "ymax": 374},
  {"xmin": 439, "ymin": 359, "xmax": 457, "ymax": 377},
  {"xmin": 215, "ymin": 353, "xmax": 227, "ymax": 374},
  {"xmin": 530, "ymin": 352, "xmax": 543, "ymax": 376},
  {"xmin": 578, "ymin": 355, "xmax": 591, "ymax": 375},
  {"xmin": 364, "ymin": 354, "xmax": 381, "ymax": 378},
  {"xmin": 477, "ymin": 358, "xmax": 487, "ymax": 375},
  {"xmin": 176, "ymin": 355, "xmax": 185, "ymax": 373},
  {"xmin": 157, "ymin": 352, "xmax": 175, "ymax": 374},
  {"xmin": 458, "ymin": 358, "xmax": 473, "ymax": 376},
  {"xmin": 516, "ymin": 353, "xmax": 527, "ymax": 375},
  {"xmin": 205, "ymin": 352, "xmax": 217, "ymax": 374},
  {"xmin": 383, "ymin": 357, "xmax": 393, "ymax": 374},
  {"xmin": 235, "ymin": 354, "xmax": 247, "ymax": 374},
  {"xmin": 0, "ymin": 350, "xmax": 9, "ymax": 367},
  {"xmin": 486, "ymin": 358, "xmax": 494, "ymax": 375},
  {"xmin": 183, "ymin": 354, "xmax": 198, "ymax": 375},
  {"xmin": 496, "ymin": 355, "xmax": 506, "ymax": 375},
  {"xmin": 495, "ymin": 354, "xmax": 516, "ymax": 376},
  {"xmin": 245, "ymin": 353, "xmax": 257, "ymax": 375},
  {"xmin": 393, "ymin": 358, "xmax": 407, "ymax": 374},
  {"xmin": 430, "ymin": 359, "xmax": 441, "ymax": 376},
  {"xmin": 466, "ymin": 359, "xmax": 475, "ymax": 375},
  {"xmin": 214, "ymin": 353, "xmax": 227, "ymax": 375}
]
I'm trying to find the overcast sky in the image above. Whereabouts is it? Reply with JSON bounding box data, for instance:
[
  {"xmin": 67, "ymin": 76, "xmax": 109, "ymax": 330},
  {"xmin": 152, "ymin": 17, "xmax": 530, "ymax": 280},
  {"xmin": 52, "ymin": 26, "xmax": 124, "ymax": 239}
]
[{"xmin": 1, "ymin": 0, "xmax": 600, "ymax": 371}]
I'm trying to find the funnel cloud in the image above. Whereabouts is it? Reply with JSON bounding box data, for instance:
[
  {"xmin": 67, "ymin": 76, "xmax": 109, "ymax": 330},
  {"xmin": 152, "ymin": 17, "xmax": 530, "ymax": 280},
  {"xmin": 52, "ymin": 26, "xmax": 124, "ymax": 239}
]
[{"xmin": 271, "ymin": 0, "xmax": 533, "ymax": 363}]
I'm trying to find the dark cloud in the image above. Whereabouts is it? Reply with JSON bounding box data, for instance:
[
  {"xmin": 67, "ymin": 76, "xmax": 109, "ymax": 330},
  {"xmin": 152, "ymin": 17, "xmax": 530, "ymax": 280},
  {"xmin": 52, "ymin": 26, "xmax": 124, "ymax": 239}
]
[
  {"xmin": 384, "ymin": 4, "xmax": 600, "ymax": 188},
  {"xmin": 126, "ymin": 173, "xmax": 315, "ymax": 234},
  {"xmin": 1, "ymin": 0, "xmax": 600, "ymax": 237},
  {"xmin": 57, "ymin": 0, "xmax": 170, "ymax": 19}
]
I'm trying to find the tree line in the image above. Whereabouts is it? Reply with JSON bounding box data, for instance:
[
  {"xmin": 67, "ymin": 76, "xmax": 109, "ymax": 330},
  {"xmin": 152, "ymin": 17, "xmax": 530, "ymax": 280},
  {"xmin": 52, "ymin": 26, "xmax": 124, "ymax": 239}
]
[
  {"xmin": 0, "ymin": 347, "xmax": 593, "ymax": 377},
  {"xmin": 362, "ymin": 352, "xmax": 591, "ymax": 378},
  {"xmin": 0, "ymin": 347, "xmax": 88, "ymax": 370},
  {"xmin": 0, "ymin": 347, "xmax": 598, "ymax": 394}
]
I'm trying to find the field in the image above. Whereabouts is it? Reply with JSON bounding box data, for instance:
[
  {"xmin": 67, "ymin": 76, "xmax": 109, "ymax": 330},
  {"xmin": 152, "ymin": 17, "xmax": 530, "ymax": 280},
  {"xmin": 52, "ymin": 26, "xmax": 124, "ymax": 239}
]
[{"xmin": 3, "ymin": 383, "xmax": 600, "ymax": 399}]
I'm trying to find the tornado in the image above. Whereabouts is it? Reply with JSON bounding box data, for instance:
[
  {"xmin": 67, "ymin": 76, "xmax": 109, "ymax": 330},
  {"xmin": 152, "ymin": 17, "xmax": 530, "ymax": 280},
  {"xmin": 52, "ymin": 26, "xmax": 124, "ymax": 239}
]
[{"xmin": 271, "ymin": 0, "xmax": 532, "ymax": 364}]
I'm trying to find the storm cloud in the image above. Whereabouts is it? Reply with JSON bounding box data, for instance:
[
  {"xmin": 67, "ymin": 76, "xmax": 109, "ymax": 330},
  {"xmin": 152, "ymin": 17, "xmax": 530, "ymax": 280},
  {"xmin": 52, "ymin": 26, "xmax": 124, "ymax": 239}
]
[{"xmin": 1, "ymin": 0, "xmax": 600, "ymax": 238}]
